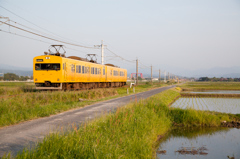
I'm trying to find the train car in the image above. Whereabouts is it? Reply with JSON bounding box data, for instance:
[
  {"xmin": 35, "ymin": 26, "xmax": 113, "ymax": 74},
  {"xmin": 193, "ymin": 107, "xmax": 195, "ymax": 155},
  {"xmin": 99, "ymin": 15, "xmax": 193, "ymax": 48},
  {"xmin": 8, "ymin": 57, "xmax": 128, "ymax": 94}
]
[{"xmin": 33, "ymin": 47, "xmax": 127, "ymax": 90}]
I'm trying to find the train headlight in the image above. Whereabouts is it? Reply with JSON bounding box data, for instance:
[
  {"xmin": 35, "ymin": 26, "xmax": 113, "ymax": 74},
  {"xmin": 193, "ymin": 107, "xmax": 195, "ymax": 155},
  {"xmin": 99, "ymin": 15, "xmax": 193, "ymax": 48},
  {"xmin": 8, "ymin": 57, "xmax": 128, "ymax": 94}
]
[{"xmin": 35, "ymin": 78, "xmax": 37, "ymax": 81}]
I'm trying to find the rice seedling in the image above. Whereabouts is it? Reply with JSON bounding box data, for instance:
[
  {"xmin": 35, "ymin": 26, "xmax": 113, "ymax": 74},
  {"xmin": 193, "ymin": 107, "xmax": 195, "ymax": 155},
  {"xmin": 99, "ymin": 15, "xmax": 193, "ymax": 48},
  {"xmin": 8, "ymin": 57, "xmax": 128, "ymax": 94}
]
[
  {"xmin": 171, "ymin": 97, "xmax": 240, "ymax": 114},
  {"xmin": 2, "ymin": 88, "xmax": 239, "ymax": 159}
]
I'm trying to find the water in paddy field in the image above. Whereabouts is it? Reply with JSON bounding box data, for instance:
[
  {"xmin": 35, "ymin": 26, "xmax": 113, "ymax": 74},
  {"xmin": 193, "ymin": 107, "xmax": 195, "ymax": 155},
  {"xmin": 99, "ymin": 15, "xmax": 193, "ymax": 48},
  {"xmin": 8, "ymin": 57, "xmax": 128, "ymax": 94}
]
[
  {"xmin": 156, "ymin": 127, "xmax": 240, "ymax": 159},
  {"xmin": 183, "ymin": 90, "xmax": 240, "ymax": 94},
  {"xmin": 171, "ymin": 97, "xmax": 240, "ymax": 114}
]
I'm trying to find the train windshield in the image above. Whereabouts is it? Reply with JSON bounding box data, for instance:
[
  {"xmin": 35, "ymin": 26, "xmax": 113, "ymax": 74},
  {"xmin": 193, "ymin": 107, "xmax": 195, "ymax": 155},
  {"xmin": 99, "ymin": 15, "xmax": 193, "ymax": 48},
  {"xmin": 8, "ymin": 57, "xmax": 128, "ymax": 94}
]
[{"xmin": 35, "ymin": 63, "xmax": 60, "ymax": 71}]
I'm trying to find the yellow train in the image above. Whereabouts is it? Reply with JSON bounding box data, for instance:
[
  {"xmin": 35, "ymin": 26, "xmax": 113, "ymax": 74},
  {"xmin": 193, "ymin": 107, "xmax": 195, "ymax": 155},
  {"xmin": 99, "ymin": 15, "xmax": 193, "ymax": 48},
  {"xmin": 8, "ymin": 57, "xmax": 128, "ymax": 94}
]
[{"xmin": 33, "ymin": 47, "xmax": 127, "ymax": 90}]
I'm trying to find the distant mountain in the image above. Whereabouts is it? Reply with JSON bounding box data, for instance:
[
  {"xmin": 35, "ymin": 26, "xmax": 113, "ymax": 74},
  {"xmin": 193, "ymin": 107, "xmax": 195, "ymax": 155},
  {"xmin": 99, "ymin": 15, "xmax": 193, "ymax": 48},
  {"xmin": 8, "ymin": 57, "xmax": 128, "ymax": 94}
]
[
  {"xmin": 127, "ymin": 66, "xmax": 240, "ymax": 78},
  {"xmin": 0, "ymin": 64, "xmax": 32, "ymax": 76},
  {"xmin": 0, "ymin": 63, "xmax": 32, "ymax": 71}
]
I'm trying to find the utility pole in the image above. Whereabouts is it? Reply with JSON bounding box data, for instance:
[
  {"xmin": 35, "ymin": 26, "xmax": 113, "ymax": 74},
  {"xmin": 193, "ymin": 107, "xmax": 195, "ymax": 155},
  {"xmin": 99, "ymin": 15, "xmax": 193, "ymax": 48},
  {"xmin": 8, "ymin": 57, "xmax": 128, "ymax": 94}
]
[
  {"xmin": 159, "ymin": 69, "xmax": 161, "ymax": 84},
  {"xmin": 136, "ymin": 58, "xmax": 138, "ymax": 85},
  {"xmin": 94, "ymin": 40, "xmax": 107, "ymax": 65},
  {"xmin": 168, "ymin": 72, "xmax": 170, "ymax": 81},
  {"xmin": 151, "ymin": 65, "xmax": 153, "ymax": 84},
  {"xmin": 164, "ymin": 71, "xmax": 166, "ymax": 83}
]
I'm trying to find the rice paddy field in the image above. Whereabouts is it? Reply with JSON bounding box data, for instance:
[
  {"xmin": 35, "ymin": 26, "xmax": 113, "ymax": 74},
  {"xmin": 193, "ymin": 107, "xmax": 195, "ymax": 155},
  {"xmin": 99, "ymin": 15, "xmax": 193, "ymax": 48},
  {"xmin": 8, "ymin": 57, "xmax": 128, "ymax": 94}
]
[
  {"xmin": 180, "ymin": 82, "xmax": 240, "ymax": 90},
  {"xmin": 4, "ymin": 88, "xmax": 237, "ymax": 159},
  {"xmin": 171, "ymin": 97, "xmax": 240, "ymax": 114}
]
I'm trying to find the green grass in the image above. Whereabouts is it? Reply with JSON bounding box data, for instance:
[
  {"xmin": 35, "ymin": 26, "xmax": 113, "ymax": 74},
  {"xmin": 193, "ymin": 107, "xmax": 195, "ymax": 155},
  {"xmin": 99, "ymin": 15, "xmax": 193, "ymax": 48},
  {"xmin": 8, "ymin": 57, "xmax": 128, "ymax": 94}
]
[
  {"xmin": 0, "ymin": 82, "xmax": 169, "ymax": 127},
  {"xmin": 180, "ymin": 82, "xmax": 240, "ymax": 90},
  {"xmin": 3, "ymin": 88, "xmax": 238, "ymax": 159},
  {"xmin": 0, "ymin": 89, "xmax": 117, "ymax": 127},
  {"xmin": 0, "ymin": 82, "xmax": 35, "ymax": 95}
]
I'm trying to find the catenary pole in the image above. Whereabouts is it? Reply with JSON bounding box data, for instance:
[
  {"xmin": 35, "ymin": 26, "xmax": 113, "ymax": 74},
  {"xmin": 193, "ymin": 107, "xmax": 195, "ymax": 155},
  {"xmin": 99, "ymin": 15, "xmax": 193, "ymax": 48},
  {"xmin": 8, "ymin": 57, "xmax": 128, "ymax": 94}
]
[{"xmin": 136, "ymin": 58, "xmax": 138, "ymax": 85}]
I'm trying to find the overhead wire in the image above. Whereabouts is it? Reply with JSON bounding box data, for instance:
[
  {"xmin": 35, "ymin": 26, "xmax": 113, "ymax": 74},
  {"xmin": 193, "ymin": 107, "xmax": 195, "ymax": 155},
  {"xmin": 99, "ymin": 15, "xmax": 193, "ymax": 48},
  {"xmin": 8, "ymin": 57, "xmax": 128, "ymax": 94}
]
[
  {"xmin": 106, "ymin": 48, "xmax": 135, "ymax": 63},
  {"xmin": 0, "ymin": 29, "xmax": 89, "ymax": 54},
  {"xmin": 0, "ymin": 1, "xmax": 94, "ymax": 46},
  {"xmin": 0, "ymin": 7, "xmax": 164, "ymax": 74},
  {"xmin": 0, "ymin": 5, "xmax": 93, "ymax": 47},
  {"xmin": 0, "ymin": 29, "xmax": 52, "ymax": 45},
  {"xmin": 7, "ymin": 19, "xmax": 70, "ymax": 42},
  {"xmin": 1, "ymin": 21, "xmax": 98, "ymax": 49},
  {"xmin": 139, "ymin": 61, "xmax": 150, "ymax": 69}
]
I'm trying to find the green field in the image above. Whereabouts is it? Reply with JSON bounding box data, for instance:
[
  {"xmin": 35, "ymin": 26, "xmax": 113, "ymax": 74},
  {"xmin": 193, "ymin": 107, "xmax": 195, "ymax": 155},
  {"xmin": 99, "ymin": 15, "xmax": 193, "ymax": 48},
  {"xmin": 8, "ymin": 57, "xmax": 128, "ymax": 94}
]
[
  {"xmin": 3, "ymin": 88, "xmax": 239, "ymax": 159},
  {"xmin": 180, "ymin": 82, "xmax": 240, "ymax": 90},
  {"xmin": 0, "ymin": 82, "xmax": 35, "ymax": 95},
  {"xmin": 0, "ymin": 82, "xmax": 170, "ymax": 127}
]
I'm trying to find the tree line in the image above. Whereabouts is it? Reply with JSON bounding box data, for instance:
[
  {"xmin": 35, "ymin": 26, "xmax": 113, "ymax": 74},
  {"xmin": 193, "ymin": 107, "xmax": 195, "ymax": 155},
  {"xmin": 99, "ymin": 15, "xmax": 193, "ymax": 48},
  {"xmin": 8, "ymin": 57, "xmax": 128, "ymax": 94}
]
[
  {"xmin": 0, "ymin": 73, "xmax": 33, "ymax": 81},
  {"xmin": 199, "ymin": 77, "xmax": 240, "ymax": 82}
]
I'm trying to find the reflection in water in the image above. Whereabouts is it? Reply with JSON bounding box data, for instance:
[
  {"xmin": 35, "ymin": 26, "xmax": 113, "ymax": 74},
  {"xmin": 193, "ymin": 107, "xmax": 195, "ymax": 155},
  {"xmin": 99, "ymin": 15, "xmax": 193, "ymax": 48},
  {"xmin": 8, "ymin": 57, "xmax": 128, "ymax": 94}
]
[
  {"xmin": 157, "ymin": 127, "xmax": 240, "ymax": 159},
  {"xmin": 171, "ymin": 97, "xmax": 240, "ymax": 114}
]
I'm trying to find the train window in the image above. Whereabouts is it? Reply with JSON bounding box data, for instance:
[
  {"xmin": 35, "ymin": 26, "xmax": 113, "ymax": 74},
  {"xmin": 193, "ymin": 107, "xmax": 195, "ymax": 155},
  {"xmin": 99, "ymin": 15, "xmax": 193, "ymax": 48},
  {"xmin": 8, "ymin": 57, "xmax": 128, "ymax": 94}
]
[
  {"xmin": 95, "ymin": 68, "xmax": 97, "ymax": 75},
  {"xmin": 35, "ymin": 63, "xmax": 60, "ymax": 71},
  {"xmin": 82, "ymin": 66, "xmax": 85, "ymax": 74},
  {"xmin": 103, "ymin": 67, "xmax": 105, "ymax": 75},
  {"xmin": 76, "ymin": 65, "xmax": 81, "ymax": 73}
]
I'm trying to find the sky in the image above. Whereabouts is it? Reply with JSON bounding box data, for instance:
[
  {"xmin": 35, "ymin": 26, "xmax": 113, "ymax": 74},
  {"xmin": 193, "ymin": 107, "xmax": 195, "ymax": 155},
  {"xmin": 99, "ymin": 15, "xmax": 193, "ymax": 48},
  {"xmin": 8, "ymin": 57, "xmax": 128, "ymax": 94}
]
[{"xmin": 0, "ymin": 0, "xmax": 240, "ymax": 76}]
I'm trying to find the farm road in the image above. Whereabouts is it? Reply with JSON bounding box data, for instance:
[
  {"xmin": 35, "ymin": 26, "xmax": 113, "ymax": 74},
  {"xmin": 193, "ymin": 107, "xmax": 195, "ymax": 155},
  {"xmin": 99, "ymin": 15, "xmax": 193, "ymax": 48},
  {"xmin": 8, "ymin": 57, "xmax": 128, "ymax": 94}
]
[{"xmin": 0, "ymin": 85, "xmax": 175, "ymax": 157}]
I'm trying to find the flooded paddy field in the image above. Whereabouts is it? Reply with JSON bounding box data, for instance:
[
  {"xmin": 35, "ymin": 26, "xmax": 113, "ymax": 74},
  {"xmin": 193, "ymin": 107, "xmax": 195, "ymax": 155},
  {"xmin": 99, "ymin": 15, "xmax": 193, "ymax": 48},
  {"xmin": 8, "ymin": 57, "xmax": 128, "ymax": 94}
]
[
  {"xmin": 156, "ymin": 127, "xmax": 240, "ymax": 159},
  {"xmin": 182, "ymin": 90, "xmax": 240, "ymax": 94},
  {"xmin": 171, "ymin": 97, "xmax": 240, "ymax": 114}
]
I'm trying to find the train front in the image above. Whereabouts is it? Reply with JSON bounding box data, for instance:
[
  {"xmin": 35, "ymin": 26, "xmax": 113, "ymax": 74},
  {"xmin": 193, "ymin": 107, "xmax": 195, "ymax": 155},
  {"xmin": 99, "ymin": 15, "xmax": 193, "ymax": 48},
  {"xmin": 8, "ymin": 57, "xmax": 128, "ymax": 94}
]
[{"xmin": 33, "ymin": 55, "xmax": 63, "ymax": 90}]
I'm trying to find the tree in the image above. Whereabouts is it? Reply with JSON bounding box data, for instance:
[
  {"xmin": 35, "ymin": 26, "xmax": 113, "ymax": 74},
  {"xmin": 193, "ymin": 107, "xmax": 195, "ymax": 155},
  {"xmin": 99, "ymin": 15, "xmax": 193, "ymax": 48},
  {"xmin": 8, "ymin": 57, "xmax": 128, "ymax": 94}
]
[
  {"xmin": 199, "ymin": 77, "xmax": 210, "ymax": 81},
  {"xmin": 138, "ymin": 76, "xmax": 142, "ymax": 80},
  {"xmin": 3, "ymin": 73, "xmax": 19, "ymax": 81}
]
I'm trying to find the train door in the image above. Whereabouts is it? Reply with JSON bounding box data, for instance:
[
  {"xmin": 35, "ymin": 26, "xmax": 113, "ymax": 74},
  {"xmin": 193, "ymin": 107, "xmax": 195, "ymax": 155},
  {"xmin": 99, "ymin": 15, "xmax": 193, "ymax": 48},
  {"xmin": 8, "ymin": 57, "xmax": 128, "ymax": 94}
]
[
  {"xmin": 105, "ymin": 67, "xmax": 107, "ymax": 82},
  {"xmin": 64, "ymin": 62, "xmax": 67, "ymax": 81},
  {"xmin": 101, "ymin": 66, "xmax": 104, "ymax": 82},
  {"xmin": 71, "ymin": 64, "xmax": 75, "ymax": 81},
  {"xmin": 109, "ymin": 69, "xmax": 112, "ymax": 81},
  {"xmin": 87, "ymin": 66, "xmax": 90, "ymax": 81}
]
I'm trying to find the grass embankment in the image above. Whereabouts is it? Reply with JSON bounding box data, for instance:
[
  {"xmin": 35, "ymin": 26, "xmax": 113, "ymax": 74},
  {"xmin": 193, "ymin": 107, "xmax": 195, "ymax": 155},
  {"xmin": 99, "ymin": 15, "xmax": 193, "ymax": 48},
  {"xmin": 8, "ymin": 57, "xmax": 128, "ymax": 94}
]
[
  {"xmin": 180, "ymin": 82, "xmax": 240, "ymax": 90},
  {"xmin": 4, "ymin": 89, "xmax": 237, "ymax": 159},
  {"xmin": 0, "ymin": 82, "xmax": 168, "ymax": 127},
  {"xmin": 0, "ymin": 89, "xmax": 117, "ymax": 127}
]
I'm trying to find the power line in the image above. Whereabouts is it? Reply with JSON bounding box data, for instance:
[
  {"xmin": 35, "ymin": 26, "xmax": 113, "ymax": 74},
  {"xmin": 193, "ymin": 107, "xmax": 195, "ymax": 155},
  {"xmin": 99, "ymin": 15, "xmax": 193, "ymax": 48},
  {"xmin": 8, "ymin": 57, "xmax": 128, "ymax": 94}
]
[
  {"xmin": 139, "ymin": 61, "xmax": 150, "ymax": 68},
  {"xmin": 0, "ymin": 29, "xmax": 52, "ymax": 45},
  {"xmin": 106, "ymin": 48, "xmax": 135, "ymax": 63},
  {"xmin": 8, "ymin": 19, "xmax": 68, "ymax": 41},
  {"xmin": 0, "ymin": 29, "xmax": 89, "ymax": 54},
  {"xmin": 1, "ymin": 21, "xmax": 97, "ymax": 49},
  {"xmin": 1, "ymin": 1, "xmax": 94, "ymax": 46},
  {"xmin": 0, "ymin": 5, "xmax": 91, "ymax": 46}
]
